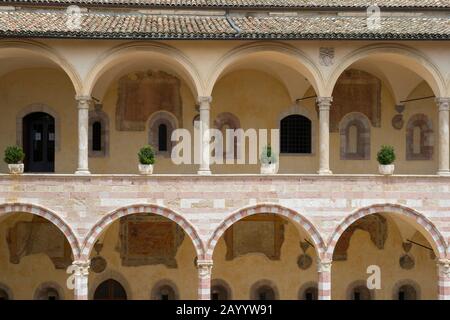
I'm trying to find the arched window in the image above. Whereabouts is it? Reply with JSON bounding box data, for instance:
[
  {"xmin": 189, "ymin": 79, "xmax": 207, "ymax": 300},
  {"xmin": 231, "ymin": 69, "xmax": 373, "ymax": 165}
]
[
  {"xmin": 94, "ymin": 279, "xmax": 127, "ymax": 300},
  {"xmin": 148, "ymin": 111, "xmax": 178, "ymax": 155},
  {"xmin": 92, "ymin": 121, "xmax": 102, "ymax": 151},
  {"xmin": 34, "ymin": 283, "xmax": 63, "ymax": 300},
  {"xmin": 393, "ymin": 281, "xmax": 420, "ymax": 300},
  {"xmin": 250, "ymin": 281, "xmax": 278, "ymax": 300},
  {"xmin": 406, "ymin": 114, "xmax": 433, "ymax": 160},
  {"xmin": 0, "ymin": 285, "xmax": 11, "ymax": 300},
  {"xmin": 349, "ymin": 284, "xmax": 372, "ymax": 300},
  {"xmin": 211, "ymin": 280, "xmax": 231, "ymax": 300},
  {"xmin": 339, "ymin": 112, "xmax": 370, "ymax": 160},
  {"xmin": 280, "ymin": 115, "xmax": 312, "ymax": 154},
  {"xmin": 214, "ymin": 112, "xmax": 241, "ymax": 159},
  {"xmin": 302, "ymin": 287, "xmax": 318, "ymax": 300},
  {"xmin": 89, "ymin": 105, "xmax": 109, "ymax": 157},
  {"xmin": 151, "ymin": 281, "xmax": 179, "ymax": 300},
  {"xmin": 158, "ymin": 124, "xmax": 168, "ymax": 152}
]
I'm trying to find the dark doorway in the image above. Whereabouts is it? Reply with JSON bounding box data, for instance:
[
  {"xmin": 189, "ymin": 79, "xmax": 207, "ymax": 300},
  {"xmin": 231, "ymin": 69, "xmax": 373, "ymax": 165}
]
[
  {"xmin": 23, "ymin": 112, "xmax": 55, "ymax": 172},
  {"xmin": 94, "ymin": 279, "xmax": 127, "ymax": 300}
]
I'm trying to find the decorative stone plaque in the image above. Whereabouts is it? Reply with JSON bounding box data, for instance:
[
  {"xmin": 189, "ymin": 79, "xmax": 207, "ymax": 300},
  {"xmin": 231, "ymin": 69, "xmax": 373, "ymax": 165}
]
[
  {"xmin": 116, "ymin": 71, "xmax": 183, "ymax": 131},
  {"xmin": 7, "ymin": 216, "xmax": 72, "ymax": 269},
  {"xmin": 119, "ymin": 213, "xmax": 184, "ymax": 268},
  {"xmin": 224, "ymin": 214, "xmax": 285, "ymax": 261}
]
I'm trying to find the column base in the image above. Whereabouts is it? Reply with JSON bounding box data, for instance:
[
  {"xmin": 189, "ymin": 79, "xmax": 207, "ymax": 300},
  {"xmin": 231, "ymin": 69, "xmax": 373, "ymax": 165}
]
[
  {"xmin": 437, "ymin": 170, "xmax": 450, "ymax": 176},
  {"xmin": 197, "ymin": 170, "xmax": 212, "ymax": 175},
  {"xmin": 75, "ymin": 169, "xmax": 91, "ymax": 175},
  {"xmin": 317, "ymin": 169, "xmax": 333, "ymax": 175}
]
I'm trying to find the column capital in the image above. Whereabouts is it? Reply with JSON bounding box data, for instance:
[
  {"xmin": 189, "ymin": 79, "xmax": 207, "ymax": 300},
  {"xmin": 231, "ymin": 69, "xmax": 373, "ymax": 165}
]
[
  {"xmin": 436, "ymin": 97, "xmax": 450, "ymax": 111},
  {"xmin": 75, "ymin": 95, "xmax": 92, "ymax": 109},
  {"xmin": 197, "ymin": 259, "xmax": 213, "ymax": 278},
  {"xmin": 437, "ymin": 258, "xmax": 450, "ymax": 278},
  {"xmin": 317, "ymin": 259, "xmax": 332, "ymax": 273},
  {"xmin": 71, "ymin": 259, "xmax": 90, "ymax": 276},
  {"xmin": 316, "ymin": 97, "xmax": 333, "ymax": 109},
  {"xmin": 197, "ymin": 96, "xmax": 212, "ymax": 108}
]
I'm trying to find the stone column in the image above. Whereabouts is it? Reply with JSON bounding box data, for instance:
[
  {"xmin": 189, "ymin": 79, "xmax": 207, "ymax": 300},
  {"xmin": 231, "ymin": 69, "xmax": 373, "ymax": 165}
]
[
  {"xmin": 75, "ymin": 96, "xmax": 91, "ymax": 175},
  {"xmin": 437, "ymin": 98, "xmax": 450, "ymax": 175},
  {"xmin": 317, "ymin": 97, "xmax": 333, "ymax": 175},
  {"xmin": 197, "ymin": 259, "xmax": 213, "ymax": 300},
  {"xmin": 317, "ymin": 259, "xmax": 332, "ymax": 300},
  {"xmin": 71, "ymin": 260, "xmax": 90, "ymax": 300},
  {"xmin": 197, "ymin": 96, "xmax": 212, "ymax": 175},
  {"xmin": 437, "ymin": 258, "xmax": 450, "ymax": 300}
]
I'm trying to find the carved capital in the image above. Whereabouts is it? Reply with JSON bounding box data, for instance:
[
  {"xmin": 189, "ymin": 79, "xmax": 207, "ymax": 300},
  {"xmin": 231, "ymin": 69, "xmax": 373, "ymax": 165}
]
[
  {"xmin": 197, "ymin": 259, "xmax": 213, "ymax": 279},
  {"xmin": 316, "ymin": 97, "xmax": 333, "ymax": 111},
  {"xmin": 197, "ymin": 96, "xmax": 212, "ymax": 110},
  {"xmin": 436, "ymin": 98, "xmax": 450, "ymax": 112},
  {"xmin": 317, "ymin": 259, "xmax": 332, "ymax": 273},
  {"xmin": 437, "ymin": 259, "xmax": 450, "ymax": 278},
  {"xmin": 72, "ymin": 260, "xmax": 90, "ymax": 277},
  {"xmin": 76, "ymin": 95, "xmax": 92, "ymax": 110}
]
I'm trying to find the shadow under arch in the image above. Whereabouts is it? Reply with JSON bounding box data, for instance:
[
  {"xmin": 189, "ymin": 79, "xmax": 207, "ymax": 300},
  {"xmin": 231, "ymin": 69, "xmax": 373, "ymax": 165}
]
[
  {"xmin": 205, "ymin": 203, "xmax": 326, "ymax": 260},
  {"xmin": 325, "ymin": 203, "xmax": 447, "ymax": 260},
  {"xmin": 325, "ymin": 43, "xmax": 446, "ymax": 98},
  {"xmin": 80, "ymin": 203, "xmax": 205, "ymax": 260},
  {"xmin": 0, "ymin": 202, "xmax": 80, "ymax": 259},
  {"xmin": 0, "ymin": 40, "xmax": 82, "ymax": 95},
  {"xmin": 206, "ymin": 41, "xmax": 325, "ymax": 98},
  {"xmin": 83, "ymin": 41, "xmax": 205, "ymax": 99}
]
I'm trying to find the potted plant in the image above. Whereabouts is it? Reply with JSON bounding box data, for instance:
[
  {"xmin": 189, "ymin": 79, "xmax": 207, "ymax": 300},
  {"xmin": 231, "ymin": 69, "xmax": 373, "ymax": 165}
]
[
  {"xmin": 260, "ymin": 145, "xmax": 278, "ymax": 174},
  {"xmin": 377, "ymin": 145, "xmax": 396, "ymax": 175},
  {"xmin": 4, "ymin": 146, "xmax": 25, "ymax": 174},
  {"xmin": 138, "ymin": 145, "xmax": 155, "ymax": 175}
]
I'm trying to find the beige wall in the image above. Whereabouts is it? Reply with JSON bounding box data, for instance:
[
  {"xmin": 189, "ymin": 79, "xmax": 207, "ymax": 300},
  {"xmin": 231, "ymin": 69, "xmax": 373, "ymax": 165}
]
[
  {"xmin": 0, "ymin": 212, "xmax": 438, "ymax": 300},
  {"xmin": 0, "ymin": 67, "xmax": 438, "ymax": 174}
]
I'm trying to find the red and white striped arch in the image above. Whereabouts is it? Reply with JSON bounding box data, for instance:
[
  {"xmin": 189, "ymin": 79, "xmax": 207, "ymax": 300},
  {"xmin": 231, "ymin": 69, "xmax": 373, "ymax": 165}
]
[{"xmin": 80, "ymin": 203, "xmax": 205, "ymax": 260}]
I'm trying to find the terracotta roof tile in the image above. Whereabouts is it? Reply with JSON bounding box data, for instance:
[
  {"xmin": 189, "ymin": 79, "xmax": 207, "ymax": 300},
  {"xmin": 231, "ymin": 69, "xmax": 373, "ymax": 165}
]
[
  {"xmin": 1, "ymin": 0, "xmax": 449, "ymax": 9},
  {"xmin": 0, "ymin": 10, "xmax": 448, "ymax": 39}
]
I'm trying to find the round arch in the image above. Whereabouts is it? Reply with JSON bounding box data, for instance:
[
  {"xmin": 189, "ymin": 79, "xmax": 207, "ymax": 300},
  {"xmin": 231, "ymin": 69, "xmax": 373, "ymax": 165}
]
[
  {"xmin": 326, "ymin": 44, "xmax": 446, "ymax": 98},
  {"xmin": 206, "ymin": 42, "xmax": 325, "ymax": 97},
  {"xmin": 0, "ymin": 40, "xmax": 82, "ymax": 95},
  {"xmin": 80, "ymin": 204, "xmax": 205, "ymax": 260},
  {"xmin": 0, "ymin": 202, "xmax": 80, "ymax": 259},
  {"xmin": 325, "ymin": 203, "xmax": 447, "ymax": 260},
  {"xmin": 206, "ymin": 203, "xmax": 326, "ymax": 260},
  {"xmin": 83, "ymin": 42, "xmax": 205, "ymax": 98}
]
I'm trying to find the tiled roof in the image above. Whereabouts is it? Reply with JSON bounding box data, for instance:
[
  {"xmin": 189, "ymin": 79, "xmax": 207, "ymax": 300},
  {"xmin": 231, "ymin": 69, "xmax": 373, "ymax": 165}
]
[
  {"xmin": 1, "ymin": 0, "xmax": 449, "ymax": 9},
  {"xmin": 0, "ymin": 10, "xmax": 448, "ymax": 40}
]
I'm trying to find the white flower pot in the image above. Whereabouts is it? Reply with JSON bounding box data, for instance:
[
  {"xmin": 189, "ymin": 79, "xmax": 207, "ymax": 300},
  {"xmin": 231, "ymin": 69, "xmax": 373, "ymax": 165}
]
[
  {"xmin": 8, "ymin": 163, "xmax": 24, "ymax": 174},
  {"xmin": 378, "ymin": 164, "xmax": 394, "ymax": 175},
  {"xmin": 138, "ymin": 164, "xmax": 154, "ymax": 175},
  {"xmin": 260, "ymin": 163, "xmax": 278, "ymax": 174}
]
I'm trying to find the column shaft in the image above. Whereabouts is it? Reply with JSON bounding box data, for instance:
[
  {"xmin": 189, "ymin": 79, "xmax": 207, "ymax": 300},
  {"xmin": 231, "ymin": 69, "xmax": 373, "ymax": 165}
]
[
  {"xmin": 71, "ymin": 260, "xmax": 90, "ymax": 300},
  {"xmin": 438, "ymin": 259, "xmax": 450, "ymax": 300},
  {"xmin": 75, "ymin": 96, "xmax": 91, "ymax": 175},
  {"xmin": 317, "ymin": 97, "xmax": 333, "ymax": 175},
  {"xmin": 437, "ymin": 98, "xmax": 450, "ymax": 175},
  {"xmin": 318, "ymin": 259, "xmax": 332, "ymax": 300},
  {"xmin": 197, "ymin": 259, "xmax": 213, "ymax": 300},
  {"xmin": 197, "ymin": 96, "xmax": 212, "ymax": 175}
]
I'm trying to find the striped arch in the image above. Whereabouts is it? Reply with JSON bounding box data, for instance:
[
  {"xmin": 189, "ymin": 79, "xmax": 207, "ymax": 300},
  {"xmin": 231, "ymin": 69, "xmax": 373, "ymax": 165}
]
[
  {"xmin": 0, "ymin": 203, "xmax": 80, "ymax": 259},
  {"xmin": 81, "ymin": 204, "xmax": 205, "ymax": 260},
  {"xmin": 205, "ymin": 203, "xmax": 326, "ymax": 260},
  {"xmin": 325, "ymin": 203, "xmax": 447, "ymax": 260}
]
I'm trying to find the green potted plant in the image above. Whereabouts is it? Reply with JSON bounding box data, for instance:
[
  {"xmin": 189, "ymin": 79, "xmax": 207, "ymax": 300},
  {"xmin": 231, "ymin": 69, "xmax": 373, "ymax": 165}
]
[
  {"xmin": 260, "ymin": 145, "xmax": 278, "ymax": 174},
  {"xmin": 377, "ymin": 145, "xmax": 396, "ymax": 175},
  {"xmin": 4, "ymin": 146, "xmax": 25, "ymax": 174},
  {"xmin": 138, "ymin": 145, "xmax": 155, "ymax": 175}
]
